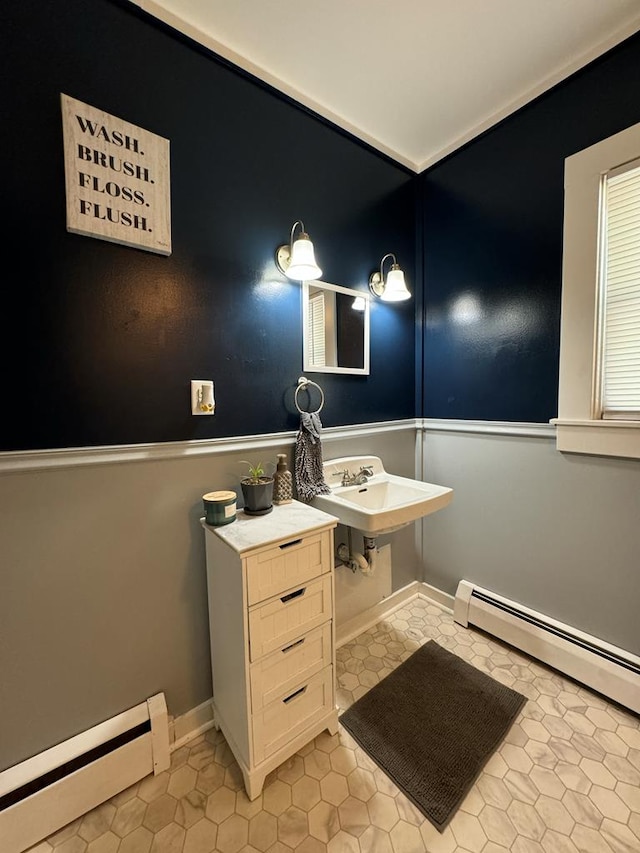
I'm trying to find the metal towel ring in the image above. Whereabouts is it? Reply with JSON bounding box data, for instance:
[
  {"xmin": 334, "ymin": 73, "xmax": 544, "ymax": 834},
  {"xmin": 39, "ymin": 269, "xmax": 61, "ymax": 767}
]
[{"xmin": 295, "ymin": 376, "xmax": 325, "ymax": 414}]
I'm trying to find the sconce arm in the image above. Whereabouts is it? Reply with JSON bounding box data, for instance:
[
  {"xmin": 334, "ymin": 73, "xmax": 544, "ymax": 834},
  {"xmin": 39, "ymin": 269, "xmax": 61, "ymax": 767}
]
[
  {"xmin": 290, "ymin": 220, "xmax": 306, "ymax": 244},
  {"xmin": 369, "ymin": 252, "xmax": 398, "ymax": 297}
]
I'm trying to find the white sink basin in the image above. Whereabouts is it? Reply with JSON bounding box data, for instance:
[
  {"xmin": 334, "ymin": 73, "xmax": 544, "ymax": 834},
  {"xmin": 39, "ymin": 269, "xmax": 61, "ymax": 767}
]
[{"xmin": 311, "ymin": 456, "xmax": 453, "ymax": 535}]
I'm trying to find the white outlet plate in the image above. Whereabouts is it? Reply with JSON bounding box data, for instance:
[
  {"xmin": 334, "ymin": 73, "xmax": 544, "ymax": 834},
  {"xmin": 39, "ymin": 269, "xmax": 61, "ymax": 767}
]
[{"xmin": 191, "ymin": 380, "xmax": 215, "ymax": 415}]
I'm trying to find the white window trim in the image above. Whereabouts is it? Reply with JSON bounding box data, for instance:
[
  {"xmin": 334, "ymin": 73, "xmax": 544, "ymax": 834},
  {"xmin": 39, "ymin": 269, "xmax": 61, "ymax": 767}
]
[{"xmin": 553, "ymin": 121, "xmax": 640, "ymax": 459}]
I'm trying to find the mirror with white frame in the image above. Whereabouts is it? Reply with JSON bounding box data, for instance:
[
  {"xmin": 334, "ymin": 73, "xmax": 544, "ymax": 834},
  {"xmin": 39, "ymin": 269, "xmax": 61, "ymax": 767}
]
[{"xmin": 302, "ymin": 280, "xmax": 370, "ymax": 375}]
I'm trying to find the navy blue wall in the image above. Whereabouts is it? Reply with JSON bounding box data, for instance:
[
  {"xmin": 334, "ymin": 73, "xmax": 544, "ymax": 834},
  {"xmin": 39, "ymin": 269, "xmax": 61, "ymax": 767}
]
[
  {"xmin": 421, "ymin": 32, "xmax": 640, "ymax": 423},
  {"xmin": 0, "ymin": 0, "xmax": 416, "ymax": 451}
]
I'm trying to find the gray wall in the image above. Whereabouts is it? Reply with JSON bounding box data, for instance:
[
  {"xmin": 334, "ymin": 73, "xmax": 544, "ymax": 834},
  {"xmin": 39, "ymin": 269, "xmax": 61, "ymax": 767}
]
[
  {"xmin": 421, "ymin": 427, "xmax": 640, "ymax": 656},
  {"xmin": 0, "ymin": 426, "xmax": 418, "ymax": 772}
]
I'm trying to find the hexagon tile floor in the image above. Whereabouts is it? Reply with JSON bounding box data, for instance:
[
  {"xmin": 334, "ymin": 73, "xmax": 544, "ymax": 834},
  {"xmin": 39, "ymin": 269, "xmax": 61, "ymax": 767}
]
[{"xmin": 28, "ymin": 595, "xmax": 640, "ymax": 853}]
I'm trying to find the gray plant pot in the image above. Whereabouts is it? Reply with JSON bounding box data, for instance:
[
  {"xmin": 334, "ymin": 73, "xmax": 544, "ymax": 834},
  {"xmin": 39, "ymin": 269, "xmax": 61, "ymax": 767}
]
[{"xmin": 240, "ymin": 477, "xmax": 274, "ymax": 515}]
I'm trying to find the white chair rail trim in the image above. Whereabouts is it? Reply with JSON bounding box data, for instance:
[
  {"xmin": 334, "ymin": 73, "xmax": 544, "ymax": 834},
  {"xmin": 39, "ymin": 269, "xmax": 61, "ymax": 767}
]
[
  {"xmin": 420, "ymin": 418, "xmax": 555, "ymax": 439},
  {"xmin": 0, "ymin": 419, "xmax": 419, "ymax": 474}
]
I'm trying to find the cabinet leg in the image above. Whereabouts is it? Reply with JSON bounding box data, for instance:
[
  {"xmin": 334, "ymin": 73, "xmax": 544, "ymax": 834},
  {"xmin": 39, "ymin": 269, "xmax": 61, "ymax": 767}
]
[
  {"xmin": 243, "ymin": 767, "xmax": 266, "ymax": 801},
  {"xmin": 327, "ymin": 709, "xmax": 339, "ymax": 736}
]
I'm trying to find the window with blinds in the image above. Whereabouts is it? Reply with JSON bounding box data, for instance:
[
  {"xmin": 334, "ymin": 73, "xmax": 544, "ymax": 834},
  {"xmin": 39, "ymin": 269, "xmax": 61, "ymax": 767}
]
[
  {"xmin": 308, "ymin": 292, "xmax": 326, "ymax": 367},
  {"xmin": 599, "ymin": 160, "xmax": 640, "ymax": 420}
]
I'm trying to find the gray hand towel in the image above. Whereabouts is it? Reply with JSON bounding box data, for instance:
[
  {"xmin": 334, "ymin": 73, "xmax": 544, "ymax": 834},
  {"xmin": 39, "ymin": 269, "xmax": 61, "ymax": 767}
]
[{"xmin": 295, "ymin": 412, "xmax": 332, "ymax": 503}]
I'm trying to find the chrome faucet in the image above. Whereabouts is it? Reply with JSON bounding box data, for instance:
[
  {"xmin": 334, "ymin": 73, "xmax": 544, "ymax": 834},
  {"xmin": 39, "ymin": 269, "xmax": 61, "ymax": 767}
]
[{"xmin": 338, "ymin": 465, "xmax": 374, "ymax": 487}]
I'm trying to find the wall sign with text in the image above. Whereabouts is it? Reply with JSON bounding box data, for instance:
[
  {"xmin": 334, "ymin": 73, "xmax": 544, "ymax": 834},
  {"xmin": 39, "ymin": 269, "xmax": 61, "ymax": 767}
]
[{"xmin": 61, "ymin": 94, "xmax": 171, "ymax": 255}]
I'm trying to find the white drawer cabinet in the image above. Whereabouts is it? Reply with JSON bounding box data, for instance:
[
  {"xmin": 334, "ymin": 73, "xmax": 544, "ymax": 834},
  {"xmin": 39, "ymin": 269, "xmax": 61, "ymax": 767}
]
[
  {"xmin": 248, "ymin": 574, "xmax": 333, "ymax": 660},
  {"xmin": 202, "ymin": 501, "xmax": 339, "ymax": 800}
]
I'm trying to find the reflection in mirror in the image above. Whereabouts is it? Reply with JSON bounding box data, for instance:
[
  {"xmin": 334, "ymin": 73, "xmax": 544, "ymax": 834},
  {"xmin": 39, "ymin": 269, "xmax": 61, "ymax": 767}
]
[{"xmin": 302, "ymin": 281, "xmax": 370, "ymax": 375}]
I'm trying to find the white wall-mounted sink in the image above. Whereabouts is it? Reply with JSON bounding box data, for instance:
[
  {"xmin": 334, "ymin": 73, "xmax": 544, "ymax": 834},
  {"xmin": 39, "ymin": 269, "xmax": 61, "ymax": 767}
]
[{"xmin": 311, "ymin": 455, "xmax": 453, "ymax": 535}]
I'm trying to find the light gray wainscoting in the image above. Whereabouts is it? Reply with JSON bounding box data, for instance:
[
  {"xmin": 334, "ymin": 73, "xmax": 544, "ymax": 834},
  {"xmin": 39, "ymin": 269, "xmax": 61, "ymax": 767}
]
[
  {"xmin": 0, "ymin": 421, "xmax": 419, "ymax": 772},
  {"xmin": 420, "ymin": 421, "xmax": 640, "ymax": 657}
]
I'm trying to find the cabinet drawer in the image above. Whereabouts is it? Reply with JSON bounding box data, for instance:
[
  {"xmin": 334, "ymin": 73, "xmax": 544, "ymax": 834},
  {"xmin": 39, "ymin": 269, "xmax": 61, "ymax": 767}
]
[
  {"xmin": 252, "ymin": 666, "xmax": 334, "ymax": 764},
  {"xmin": 246, "ymin": 531, "xmax": 332, "ymax": 606},
  {"xmin": 250, "ymin": 622, "xmax": 332, "ymax": 711},
  {"xmin": 248, "ymin": 574, "xmax": 332, "ymax": 661}
]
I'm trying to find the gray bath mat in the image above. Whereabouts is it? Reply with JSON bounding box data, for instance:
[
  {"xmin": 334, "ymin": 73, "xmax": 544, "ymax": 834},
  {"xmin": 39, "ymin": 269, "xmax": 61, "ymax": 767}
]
[{"xmin": 339, "ymin": 639, "xmax": 526, "ymax": 831}]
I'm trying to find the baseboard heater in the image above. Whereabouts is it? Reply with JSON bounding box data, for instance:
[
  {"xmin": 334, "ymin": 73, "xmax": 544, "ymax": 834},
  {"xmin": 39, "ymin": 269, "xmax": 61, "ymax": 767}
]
[
  {"xmin": 454, "ymin": 581, "xmax": 640, "ymax": 715},
  {"xmin": 0, "ymin": 693, "xmax": 170, "ymax": 853}
]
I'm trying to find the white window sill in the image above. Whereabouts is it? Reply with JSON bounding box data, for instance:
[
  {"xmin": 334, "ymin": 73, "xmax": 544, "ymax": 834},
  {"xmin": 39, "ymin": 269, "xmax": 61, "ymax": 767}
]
[{"xmin": 551, "ymin": 419, "xmax": 640, "ymax": 459}]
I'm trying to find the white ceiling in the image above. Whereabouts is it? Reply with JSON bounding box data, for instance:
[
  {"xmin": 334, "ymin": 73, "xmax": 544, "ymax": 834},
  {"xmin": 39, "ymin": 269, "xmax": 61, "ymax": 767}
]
[{"xmin": 137, "ymin": 0, "xmax": 640, "ymax": 171}]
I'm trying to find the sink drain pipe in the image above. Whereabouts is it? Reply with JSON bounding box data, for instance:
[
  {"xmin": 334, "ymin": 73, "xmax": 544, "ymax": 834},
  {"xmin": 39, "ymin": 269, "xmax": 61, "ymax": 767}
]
[
  {"xmin": 362, "ymin": 536, "xmax": 377, "ymax": 576},
  {"xmin": 337, "ymin": 528, "xmax": 377, "ymax": 575}
]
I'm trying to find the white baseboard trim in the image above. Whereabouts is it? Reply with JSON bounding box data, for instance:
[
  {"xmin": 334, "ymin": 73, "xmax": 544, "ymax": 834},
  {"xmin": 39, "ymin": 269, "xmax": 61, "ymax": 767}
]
[
  {"xmin": 170, "ymin": 699, "xmax": 215, "ymax": 751},
  {"xmin": 335, "ymin": 580, "xmax": 453, "ymax": 647},
  {"xmin": 418, "ymin": 581, "xmax": 454, "ymax": 612},
  {"xmin": 336, "ymin": 582, "xmax": 422, "ymax": 647}
]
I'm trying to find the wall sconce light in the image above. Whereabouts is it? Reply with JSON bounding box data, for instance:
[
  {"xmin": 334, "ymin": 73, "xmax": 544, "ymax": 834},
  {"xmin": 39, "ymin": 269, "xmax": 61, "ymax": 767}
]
[
  {"xmin": 275, "ymin": 220, "xmax": 322, "ymax": 281},
  {"xmin": 351, "ymin": 295, "xmax": 366, "ymax": 311},
  {"xmin": 369, "ymin": 253, "xmax": 411, "ymax": 302}
]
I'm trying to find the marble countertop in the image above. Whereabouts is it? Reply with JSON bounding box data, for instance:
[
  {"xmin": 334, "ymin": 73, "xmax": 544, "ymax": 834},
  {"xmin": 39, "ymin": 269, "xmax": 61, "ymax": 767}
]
[{"xmin": 201, "ymin": 499, "xmax": 338, "ymax": 554}]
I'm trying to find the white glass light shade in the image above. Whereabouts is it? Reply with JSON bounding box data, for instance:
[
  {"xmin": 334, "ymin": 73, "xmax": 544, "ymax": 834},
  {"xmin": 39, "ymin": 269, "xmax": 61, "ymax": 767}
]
[
  {"xmin": 381, "ymin": 266, "xmax": 411, "ymax": 302},
  {"xmin": 286, "ymin": 235, "xmax": 322, "ymax": 280},
  {"xmin": 352, "ymin": 295, "xmax": 366, "ymax": 311}
]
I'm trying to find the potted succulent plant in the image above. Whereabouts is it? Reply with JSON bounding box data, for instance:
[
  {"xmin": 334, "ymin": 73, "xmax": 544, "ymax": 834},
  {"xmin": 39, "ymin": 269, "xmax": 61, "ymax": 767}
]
[{"xmin": 239, "ymin": 460, "xmax": 274, "ymax": 515}]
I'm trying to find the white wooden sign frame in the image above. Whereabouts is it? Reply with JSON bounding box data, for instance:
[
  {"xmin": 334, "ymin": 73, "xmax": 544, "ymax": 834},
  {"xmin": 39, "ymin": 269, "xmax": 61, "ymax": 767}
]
[{"xmin": 61, "ymin": 94, "xmax": 171, "ymax": 255}]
